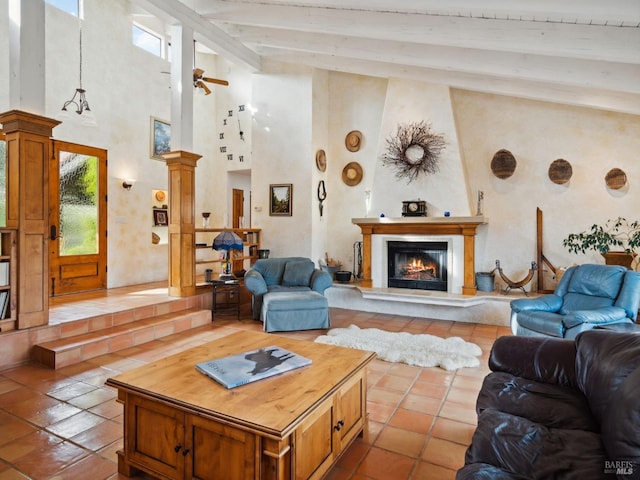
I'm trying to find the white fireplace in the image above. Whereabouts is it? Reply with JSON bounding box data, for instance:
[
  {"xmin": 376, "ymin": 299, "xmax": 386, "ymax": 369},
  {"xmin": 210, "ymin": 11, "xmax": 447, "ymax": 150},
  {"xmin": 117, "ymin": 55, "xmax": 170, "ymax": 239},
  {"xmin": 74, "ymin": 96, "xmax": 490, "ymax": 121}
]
[{"xmin": 371, "ymin": 234, "xmax": 464, "ymax": 294}]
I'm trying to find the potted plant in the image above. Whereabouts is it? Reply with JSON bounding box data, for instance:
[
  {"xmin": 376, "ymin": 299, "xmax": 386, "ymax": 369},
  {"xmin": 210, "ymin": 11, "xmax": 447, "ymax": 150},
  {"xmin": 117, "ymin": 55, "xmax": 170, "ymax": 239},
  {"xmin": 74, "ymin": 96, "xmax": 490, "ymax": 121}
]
[{"xmin": 562, "ymin": 217, "xmax": 640, "ymax": 267}]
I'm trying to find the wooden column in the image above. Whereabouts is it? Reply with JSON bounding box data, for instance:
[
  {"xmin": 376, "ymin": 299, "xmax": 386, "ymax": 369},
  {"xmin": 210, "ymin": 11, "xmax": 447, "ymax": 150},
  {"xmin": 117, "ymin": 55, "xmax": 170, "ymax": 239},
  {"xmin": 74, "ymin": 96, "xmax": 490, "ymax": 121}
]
[
  {"xmin": 461, "ymin": 227, "xmax": 477, "ymax": 295},
  {"xmin": 164, "ymin": 150, "xmax": 201, "ymax": 297},
  {"xmin": 0, "ymin": 110, "xmax": 60, "ymax": 328},
  {"xmin": 360, "ymin": 226, "xmax": 373, "ymax": 288}
]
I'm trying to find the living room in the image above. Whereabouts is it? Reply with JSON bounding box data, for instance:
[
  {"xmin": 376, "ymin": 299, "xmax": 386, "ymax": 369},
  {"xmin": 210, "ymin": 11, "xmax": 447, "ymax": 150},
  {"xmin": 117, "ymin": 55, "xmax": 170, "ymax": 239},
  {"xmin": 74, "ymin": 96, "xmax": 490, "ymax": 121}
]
[
  {"xmin": 2, "ymin": 0, "xmax": 638, "ymax": 297},
  {"xmin": 0, "ymin": 1, "xmax": 639, "ymax": 478}
]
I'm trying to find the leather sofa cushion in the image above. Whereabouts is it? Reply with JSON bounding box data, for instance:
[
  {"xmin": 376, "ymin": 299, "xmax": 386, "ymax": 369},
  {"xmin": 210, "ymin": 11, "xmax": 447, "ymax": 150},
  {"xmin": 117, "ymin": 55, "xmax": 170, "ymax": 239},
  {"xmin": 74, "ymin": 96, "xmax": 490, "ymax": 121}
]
[
  {"xmin": 515, "ymin": 311, "xmax": 565, "ymax": 337},
  {"xmin": 463, "ymin": 409, "xmax": 606, "ymax": 479},
  {"xmin": 602, "ymin": 366, "xmax": 640, "ymax": 463},
  {"xmin": 282, "ymin": 260, "xmax": 315, "ymax": 287},
  {"xmin": 576, "ymin": 330, "xmax": 640, "ymax": 427},
  {"xmin": 560, "ymin": 292, "xmax": 614, "ymax": 315},
  {"xmin": 476, "ymin": 372, "xmax": 599, "ymax": 432},
  {"xmin": 565, "ymin": 264, "xmax": 625, "ymax": 299}
]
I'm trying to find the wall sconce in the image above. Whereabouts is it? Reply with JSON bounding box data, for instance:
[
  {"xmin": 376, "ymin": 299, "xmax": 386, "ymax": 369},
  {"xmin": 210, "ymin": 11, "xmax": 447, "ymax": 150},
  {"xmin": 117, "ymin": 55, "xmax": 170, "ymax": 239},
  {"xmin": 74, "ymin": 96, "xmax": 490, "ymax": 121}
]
[{"xmin": 122, "ymin": 180, "xmax": 135, "ymax": 190}]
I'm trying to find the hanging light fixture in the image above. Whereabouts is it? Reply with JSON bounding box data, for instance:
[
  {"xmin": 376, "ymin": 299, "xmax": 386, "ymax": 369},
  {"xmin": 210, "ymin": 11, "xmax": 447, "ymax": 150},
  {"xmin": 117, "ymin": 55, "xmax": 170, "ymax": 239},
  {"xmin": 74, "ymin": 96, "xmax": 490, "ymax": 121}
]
[{"xmin": 57, "ymin": 0, "xmax": 97, "ymax": 127}]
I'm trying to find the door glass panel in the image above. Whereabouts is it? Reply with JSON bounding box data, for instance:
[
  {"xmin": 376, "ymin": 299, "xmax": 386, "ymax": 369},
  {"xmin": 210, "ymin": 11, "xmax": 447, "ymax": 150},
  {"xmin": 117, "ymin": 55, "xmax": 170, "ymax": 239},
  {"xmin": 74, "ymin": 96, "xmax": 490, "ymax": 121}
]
[{"xmin": 59, "ymin": 151, "xmax": 98, "ymax": 256}]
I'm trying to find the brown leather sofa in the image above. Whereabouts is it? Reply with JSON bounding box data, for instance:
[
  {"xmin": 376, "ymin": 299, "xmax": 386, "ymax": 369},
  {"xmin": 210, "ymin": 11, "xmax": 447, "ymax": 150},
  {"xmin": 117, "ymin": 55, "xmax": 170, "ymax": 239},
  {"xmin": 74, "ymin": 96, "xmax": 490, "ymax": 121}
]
[{"xmin": 457, "ymin": 330, "xmax": 640, "ymax": 479}]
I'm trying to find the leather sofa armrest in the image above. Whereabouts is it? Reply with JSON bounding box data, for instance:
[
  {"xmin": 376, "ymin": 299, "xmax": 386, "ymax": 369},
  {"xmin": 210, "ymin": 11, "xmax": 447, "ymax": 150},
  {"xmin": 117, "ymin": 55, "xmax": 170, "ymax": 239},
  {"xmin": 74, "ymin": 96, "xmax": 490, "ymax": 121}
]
[
  {"xmin": 489, "ymin": 336, "xmax": 578, "ymax": 388},
  {"xmin": 310, "ymin": 269, "xmax": 332, "ymax": 293},
  {"xmin": 510, "ymin": 294, "xmax": 563, "ymax": 313},
  {"xmin": 562, "ymin": 306, "xmax": 629, "ymax": 329},
  {"xmin": 244, "ymin": 269, "xmax": 267, "ymax": 295}
]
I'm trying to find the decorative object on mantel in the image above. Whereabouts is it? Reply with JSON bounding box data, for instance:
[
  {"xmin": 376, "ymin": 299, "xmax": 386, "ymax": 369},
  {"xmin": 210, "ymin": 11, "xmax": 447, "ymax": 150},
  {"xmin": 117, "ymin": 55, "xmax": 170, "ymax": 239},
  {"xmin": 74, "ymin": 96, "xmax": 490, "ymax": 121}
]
[
  {"xmin": 315, "ymin": 149, "xmax": 326, "ymax": 172},
  {"xmin": 342, "ymin": 162, "xmax": 363, "ymax": 186},
  {"xmin": 317, "ymin": 180, "xmax": 326, "ymax": 216},
  {"xmin": 491, "ymin": 149, "xmax": 517, "ymax": 179},
  {"xmin": 495, "ymin": 260, "xmax": 537, "ymax": 295},
  {"xmin": 402, "ymin": 200, "xmax": 427, "ymax": 217},
  {"xmin": 201, "ymin": 212, "xmax": 211, "ymax": 228},
  {"xmin": 382, "ymin": 121, "xmax": 445, "ymax": 184},
  {"xmin": 548, "ymin": 158, "xmax": 573, "ymax": 184},
  {"xmin": 476, "ymin": 190, "xmax": 484, "ymax": 216},
  {"xmin": 345, "ymin": 130, "xmax": 363, "ymax": 152},
  {"xmin": 562, "ymin": 217, "xmax": 640, "ymax": 268},
  {"xmin": 605, "ymin": 168, "xmax": 627, "ymax": 190},
  {"xmin": 315, "ymin": 325, "xmax": 482, "ymax": 371}
]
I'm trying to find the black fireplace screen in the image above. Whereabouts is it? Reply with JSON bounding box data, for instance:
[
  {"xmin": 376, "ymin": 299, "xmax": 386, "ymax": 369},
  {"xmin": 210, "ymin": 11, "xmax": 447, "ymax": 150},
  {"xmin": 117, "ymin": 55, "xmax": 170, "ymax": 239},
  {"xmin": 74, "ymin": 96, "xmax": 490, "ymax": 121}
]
[{"xmin": 388, "ymin": 241, "xmax": 448, "ymax": 291}]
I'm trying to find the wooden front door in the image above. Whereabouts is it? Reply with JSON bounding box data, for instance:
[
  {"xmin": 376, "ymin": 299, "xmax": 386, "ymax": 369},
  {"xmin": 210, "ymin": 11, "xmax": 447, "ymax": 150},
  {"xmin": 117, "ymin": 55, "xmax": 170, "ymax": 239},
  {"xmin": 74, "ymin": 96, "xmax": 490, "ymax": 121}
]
[
  {"xmin": 232, "ymin": 188, "xmax": 244, "ymax": 228},
  {"xmin": 49, "ymin": 141, "xmax": 107, "ymax": 296}
]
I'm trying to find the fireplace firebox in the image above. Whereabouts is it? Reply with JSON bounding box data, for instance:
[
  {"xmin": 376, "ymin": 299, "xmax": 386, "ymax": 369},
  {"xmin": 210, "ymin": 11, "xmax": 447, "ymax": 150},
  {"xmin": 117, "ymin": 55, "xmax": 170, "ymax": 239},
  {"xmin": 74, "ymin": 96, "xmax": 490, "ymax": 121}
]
[{"xmin": 388, "ymin": 241, "xmax": 448, "ymax": 291}]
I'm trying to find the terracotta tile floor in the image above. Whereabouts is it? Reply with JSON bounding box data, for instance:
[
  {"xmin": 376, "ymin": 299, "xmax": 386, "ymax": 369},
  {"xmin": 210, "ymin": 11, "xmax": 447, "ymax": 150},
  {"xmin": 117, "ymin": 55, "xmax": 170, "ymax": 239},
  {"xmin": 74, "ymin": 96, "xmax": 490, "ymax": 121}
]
[{"xmin": 0, "ymin": 295, "xmax": 511, "ymax": 479}]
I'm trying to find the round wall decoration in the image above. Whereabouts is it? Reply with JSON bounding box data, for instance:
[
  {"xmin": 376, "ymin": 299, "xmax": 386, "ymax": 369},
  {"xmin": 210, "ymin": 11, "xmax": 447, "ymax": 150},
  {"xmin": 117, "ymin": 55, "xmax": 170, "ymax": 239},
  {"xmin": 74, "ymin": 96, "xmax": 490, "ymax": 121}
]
[
  {"xmin": 381, "ymin": 121, "xmax": 445, "ymax": 184},
  {"xmin": 342, "ymin": 162, "xmax": 363, "ymax": 186},
  {"xmin": 605, "ymin": 168, "xmax": 627, "ymax": 190},
  {"xmin": 315, "ymin": 149, "xmax": 326, "ymax": 172},
  {"xmin": 155, "ymin": 190, "xmax": 166, "ymax": 202},
  {"xmin": 491, "ymin": 149, "xmax": 517, "ymax": 179},
  {"xmin": 548, "ymin": 158, "xmax": 573, "ymax": 184},
  {"xmin": 345, "ymin": 130, "xmax": 363, "ymax": 152}
]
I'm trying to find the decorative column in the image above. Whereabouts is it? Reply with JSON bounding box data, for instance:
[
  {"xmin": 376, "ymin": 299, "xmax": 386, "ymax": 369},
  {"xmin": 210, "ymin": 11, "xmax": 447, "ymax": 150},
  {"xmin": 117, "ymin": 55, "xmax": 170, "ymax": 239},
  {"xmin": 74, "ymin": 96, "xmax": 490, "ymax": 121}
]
[
  {"xmin": 0, "ymin": 110, "xmax": 60, "ymax": 328},
  {"xmin": 164, "ymin": 150, "xmax": 201, "ymax": 297}
]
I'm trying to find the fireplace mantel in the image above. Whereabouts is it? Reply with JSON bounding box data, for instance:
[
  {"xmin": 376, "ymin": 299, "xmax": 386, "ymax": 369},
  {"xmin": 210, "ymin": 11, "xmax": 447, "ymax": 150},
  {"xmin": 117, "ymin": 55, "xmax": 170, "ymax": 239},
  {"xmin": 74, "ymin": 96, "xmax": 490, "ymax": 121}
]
[{"xmin": 352, "ymin": 217, "xmax": 488, "ymax": 295}]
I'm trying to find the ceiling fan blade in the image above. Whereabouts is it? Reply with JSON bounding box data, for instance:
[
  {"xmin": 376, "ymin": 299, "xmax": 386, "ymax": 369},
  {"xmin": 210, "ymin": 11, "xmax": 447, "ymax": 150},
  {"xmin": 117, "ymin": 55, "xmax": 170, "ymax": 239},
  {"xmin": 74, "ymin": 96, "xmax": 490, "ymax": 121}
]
[
  {"xmin": 202, "ymin": 76, "xmax": 229, "ymax": 86},
  {"xmin": 196, "ymin": 81, "xmax": 212, "ymax": 96}
]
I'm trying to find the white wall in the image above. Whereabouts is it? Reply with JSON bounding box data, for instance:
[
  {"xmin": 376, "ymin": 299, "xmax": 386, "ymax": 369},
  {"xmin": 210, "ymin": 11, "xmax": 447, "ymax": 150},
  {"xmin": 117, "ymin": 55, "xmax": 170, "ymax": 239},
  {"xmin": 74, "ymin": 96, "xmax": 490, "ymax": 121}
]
[{"xmin": 2, "ymin": 1, "xmax": 639, "ymax": 293}]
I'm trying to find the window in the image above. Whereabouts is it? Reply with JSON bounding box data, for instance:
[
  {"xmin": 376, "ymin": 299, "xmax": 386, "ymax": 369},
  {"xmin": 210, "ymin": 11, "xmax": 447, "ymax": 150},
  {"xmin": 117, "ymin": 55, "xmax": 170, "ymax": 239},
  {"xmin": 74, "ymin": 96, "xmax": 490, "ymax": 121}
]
[
  {"xmin": 132, "ymin": 24, "xmax": 164, "ymax": 58},
  {"xmin": 45, "ymin": 0, "xmax": 79, "ymax": 17}
]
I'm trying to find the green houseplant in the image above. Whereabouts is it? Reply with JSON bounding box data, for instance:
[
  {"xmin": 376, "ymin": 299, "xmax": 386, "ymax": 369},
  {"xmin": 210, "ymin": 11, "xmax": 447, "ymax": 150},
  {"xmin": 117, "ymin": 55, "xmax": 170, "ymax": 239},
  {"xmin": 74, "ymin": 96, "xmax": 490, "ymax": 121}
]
[{"xmin": 563, "ymin": 217, "xmax": 640, "ymax": 267}]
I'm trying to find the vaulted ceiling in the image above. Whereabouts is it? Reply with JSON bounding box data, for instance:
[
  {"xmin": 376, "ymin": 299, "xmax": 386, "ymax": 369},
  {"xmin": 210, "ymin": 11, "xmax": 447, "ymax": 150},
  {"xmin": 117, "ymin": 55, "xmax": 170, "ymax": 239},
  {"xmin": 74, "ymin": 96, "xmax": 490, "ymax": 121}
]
[{"xmin": 133, "ymin": 0, "xmax": 640, "ymax": 114}]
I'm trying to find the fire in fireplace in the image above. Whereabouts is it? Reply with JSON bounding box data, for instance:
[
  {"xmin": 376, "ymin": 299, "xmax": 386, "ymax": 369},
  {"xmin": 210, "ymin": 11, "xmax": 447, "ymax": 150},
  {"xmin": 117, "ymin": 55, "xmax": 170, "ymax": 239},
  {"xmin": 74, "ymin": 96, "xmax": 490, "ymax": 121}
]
[{"xmin": 388, "ymin": 241, "xmax": 448, "ymax": 291}]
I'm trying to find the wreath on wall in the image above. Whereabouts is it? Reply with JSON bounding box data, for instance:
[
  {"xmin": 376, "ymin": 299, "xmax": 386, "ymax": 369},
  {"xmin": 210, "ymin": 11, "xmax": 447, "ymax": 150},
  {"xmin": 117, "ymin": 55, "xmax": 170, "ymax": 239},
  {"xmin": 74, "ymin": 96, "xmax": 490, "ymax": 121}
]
[{"xmin": 382, "ymin": 121, "xmax": 445, "ymax": 184}]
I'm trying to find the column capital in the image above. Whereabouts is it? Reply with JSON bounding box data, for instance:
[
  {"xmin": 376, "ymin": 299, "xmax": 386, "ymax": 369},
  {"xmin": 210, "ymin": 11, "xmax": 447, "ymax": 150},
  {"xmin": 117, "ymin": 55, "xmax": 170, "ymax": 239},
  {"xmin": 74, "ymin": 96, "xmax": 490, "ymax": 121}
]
[
  {"xmin": 0, "ymin": 110, "xmax": 60, "ymax": 136},
  {"xmin": 162, "ymin": 150, "xmax": 202, "ymax": 167}
]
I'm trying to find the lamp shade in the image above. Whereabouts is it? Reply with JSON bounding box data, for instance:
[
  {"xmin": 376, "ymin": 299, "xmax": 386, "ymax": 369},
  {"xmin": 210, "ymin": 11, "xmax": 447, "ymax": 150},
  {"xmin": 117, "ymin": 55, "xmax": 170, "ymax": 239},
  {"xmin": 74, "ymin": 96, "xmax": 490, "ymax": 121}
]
[{"xmin": 212, "ymin": 231, "xmax": 243, "ymax": 251}]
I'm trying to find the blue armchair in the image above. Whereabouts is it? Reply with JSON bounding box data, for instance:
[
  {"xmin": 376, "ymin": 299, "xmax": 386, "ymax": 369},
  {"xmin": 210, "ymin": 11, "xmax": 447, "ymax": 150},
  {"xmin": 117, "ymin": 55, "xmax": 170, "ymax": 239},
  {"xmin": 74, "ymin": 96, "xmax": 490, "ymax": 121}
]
[
  {"xmin": 244, "ymin": 257, "xmax": 333, "ymax": 321},
  {"xmin": 510, "ymin": 263, "xmax": 640, "ymax": 339}
]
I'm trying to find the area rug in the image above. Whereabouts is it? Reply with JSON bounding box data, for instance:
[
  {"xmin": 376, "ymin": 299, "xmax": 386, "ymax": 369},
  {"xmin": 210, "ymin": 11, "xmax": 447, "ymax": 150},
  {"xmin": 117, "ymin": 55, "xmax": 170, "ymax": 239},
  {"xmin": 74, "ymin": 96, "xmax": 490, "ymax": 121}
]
[{"xmin": 315, "ymin": 324, "xmax": 482, "ymax": 371}]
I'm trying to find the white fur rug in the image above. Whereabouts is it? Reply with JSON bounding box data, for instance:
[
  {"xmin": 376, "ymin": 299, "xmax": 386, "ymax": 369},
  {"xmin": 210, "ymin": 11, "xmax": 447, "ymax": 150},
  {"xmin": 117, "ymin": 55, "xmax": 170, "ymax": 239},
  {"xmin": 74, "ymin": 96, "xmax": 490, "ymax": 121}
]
[{"xmin": 315, "ymin": 325, "xmax": 482, "ymax": 371}]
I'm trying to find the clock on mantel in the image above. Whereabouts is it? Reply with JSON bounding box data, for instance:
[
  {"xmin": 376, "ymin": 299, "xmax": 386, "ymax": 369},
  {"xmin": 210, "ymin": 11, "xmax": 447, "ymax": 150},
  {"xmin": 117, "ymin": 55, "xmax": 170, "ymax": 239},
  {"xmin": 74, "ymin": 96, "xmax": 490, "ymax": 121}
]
[{"xmin": 402, "ymin": 200, "xmax": 427, "ymax": 217}]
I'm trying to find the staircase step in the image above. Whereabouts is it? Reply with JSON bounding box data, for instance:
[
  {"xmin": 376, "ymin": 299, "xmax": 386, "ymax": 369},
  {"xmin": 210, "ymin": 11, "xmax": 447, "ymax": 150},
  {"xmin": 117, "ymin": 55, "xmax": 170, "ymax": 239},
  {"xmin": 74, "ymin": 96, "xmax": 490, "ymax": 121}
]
[{"xmin": 32, "ymin": 308, "xmax": 211, "ymax": 369}]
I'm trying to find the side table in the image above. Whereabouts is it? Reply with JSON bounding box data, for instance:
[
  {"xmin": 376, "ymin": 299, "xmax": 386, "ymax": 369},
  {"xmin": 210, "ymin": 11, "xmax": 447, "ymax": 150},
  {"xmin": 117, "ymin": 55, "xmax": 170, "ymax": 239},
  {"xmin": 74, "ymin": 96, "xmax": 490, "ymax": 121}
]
[{"xmin": 209, "ymin": 280, "xmax": 241, "ymax": 320}]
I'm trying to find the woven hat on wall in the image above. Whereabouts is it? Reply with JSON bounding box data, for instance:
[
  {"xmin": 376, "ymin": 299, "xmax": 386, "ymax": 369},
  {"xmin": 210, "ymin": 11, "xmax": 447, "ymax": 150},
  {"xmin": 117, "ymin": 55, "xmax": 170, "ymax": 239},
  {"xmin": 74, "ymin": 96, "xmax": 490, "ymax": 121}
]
[
  {"xmin": 548, "ymin": 158, "xmax": 573, "ymax": 185},
  {"xmin": 342, "ymin": 162, "xmax": 363, "ymax": 186},
  {"xmin": 491, "ymin": 149, "xmax": 517, "ymax": 179},
  {"xmin": 345, "ymin": 130, "xmax": 363, "ymax": 152},
  {"xmin": 315, "ymin": 149, "xmax": 326, "ymax": 172},
  {"xmin": 605, "ymin": 168, "xmax": 627, "ymax": 189}
]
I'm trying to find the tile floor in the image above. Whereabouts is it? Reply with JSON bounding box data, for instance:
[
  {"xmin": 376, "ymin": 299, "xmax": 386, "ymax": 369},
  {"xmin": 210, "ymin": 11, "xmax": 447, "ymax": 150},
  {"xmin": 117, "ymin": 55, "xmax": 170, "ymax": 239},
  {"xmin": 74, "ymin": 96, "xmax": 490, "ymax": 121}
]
[{"xmin": 0, "ymin": 301, "xmax": 510, "ymax": 479}]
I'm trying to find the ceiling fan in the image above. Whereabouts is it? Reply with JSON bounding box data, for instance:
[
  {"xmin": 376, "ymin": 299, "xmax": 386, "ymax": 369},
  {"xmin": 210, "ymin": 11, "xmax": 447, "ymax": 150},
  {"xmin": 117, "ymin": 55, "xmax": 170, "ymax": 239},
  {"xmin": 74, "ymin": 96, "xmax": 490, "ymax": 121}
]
[{"xmin": 193, "ymin": 68, "xmax": 228, "ymax": 95}]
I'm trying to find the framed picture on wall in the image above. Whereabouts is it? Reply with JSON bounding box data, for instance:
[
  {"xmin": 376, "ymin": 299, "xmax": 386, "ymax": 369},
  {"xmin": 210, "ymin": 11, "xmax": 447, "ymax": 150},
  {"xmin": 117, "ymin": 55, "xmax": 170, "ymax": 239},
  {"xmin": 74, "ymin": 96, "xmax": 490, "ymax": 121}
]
[
  {"xmin": 150, "ymin": 117, "xmax": 171, "ymax": 160},
  {"xmin": 153, "ymin": 209, "xmax": 168, "ymax": 226},
  {"xmin": 270, "ymin": 184, "xmax": 293, "ymax": 216}
]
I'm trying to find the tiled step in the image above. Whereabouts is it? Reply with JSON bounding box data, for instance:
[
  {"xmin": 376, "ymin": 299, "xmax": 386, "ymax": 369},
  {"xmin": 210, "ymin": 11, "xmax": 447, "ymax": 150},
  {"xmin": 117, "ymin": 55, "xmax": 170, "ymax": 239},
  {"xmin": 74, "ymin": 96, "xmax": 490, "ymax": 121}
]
[{"xmin": 32, "ymin": 308, "xmax": 211, "ymax": 369}]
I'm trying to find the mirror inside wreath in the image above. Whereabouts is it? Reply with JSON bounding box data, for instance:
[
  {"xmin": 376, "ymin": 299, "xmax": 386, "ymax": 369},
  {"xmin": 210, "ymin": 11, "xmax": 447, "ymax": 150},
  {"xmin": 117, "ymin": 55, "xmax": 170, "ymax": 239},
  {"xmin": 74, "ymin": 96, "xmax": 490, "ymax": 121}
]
[
  {"xmin": 404, "ymin": 144, "xmax": 425, "ymax": 164},
  {"xmin": 402, "ymin": 200, "xmax": 427, "ymax": 217}
]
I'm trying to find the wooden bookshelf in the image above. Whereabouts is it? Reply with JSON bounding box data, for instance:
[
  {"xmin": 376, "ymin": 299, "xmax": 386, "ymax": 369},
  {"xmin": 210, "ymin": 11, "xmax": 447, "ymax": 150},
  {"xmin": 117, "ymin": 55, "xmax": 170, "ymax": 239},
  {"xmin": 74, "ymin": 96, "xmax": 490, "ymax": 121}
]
[{"xmin": 0, "ymin": 229, "xmax": 17, "ymax": 333}]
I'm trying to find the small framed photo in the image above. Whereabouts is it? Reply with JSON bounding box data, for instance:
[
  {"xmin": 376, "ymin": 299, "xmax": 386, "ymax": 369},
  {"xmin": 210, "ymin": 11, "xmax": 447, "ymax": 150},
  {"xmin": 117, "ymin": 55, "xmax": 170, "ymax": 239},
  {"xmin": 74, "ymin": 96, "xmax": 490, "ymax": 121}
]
[
  {"xmin": 270, "ymin": 184, "xmax": 293, "ymax": 216},
  {"xmin": 150, "ymin": 117, "xmax": 171, "ymax": 160},
  {"xmin": 153, "ymin": 209, "xmax": 168, "ymax": 226}
]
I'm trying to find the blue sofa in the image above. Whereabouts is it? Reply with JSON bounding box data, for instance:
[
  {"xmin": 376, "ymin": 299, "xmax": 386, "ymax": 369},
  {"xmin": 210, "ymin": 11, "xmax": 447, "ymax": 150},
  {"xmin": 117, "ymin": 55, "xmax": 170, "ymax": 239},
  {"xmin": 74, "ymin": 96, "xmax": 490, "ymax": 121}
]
[
  {"xmin": 244, "ymin": 257, "xmax": 333, "ymax": 332},
  {"xmin": 510, "ymin": 263, "xmax": 640, "ymax": 339}
]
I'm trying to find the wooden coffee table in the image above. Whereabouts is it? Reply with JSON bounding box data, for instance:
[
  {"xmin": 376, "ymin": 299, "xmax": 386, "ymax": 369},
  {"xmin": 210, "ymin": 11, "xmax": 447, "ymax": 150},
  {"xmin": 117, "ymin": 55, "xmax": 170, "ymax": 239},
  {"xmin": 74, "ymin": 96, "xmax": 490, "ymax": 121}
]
[{"xmin": 106, "ymin": 330, "xmax": 375, "ymax": 480}]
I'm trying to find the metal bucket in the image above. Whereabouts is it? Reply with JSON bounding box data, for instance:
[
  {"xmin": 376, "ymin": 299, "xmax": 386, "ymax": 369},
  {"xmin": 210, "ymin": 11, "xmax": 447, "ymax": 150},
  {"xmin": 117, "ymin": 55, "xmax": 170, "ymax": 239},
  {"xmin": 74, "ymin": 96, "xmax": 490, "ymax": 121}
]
[{"xmin": 476, "ymin": 272, "xmax": 495, "ymax": 292}]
